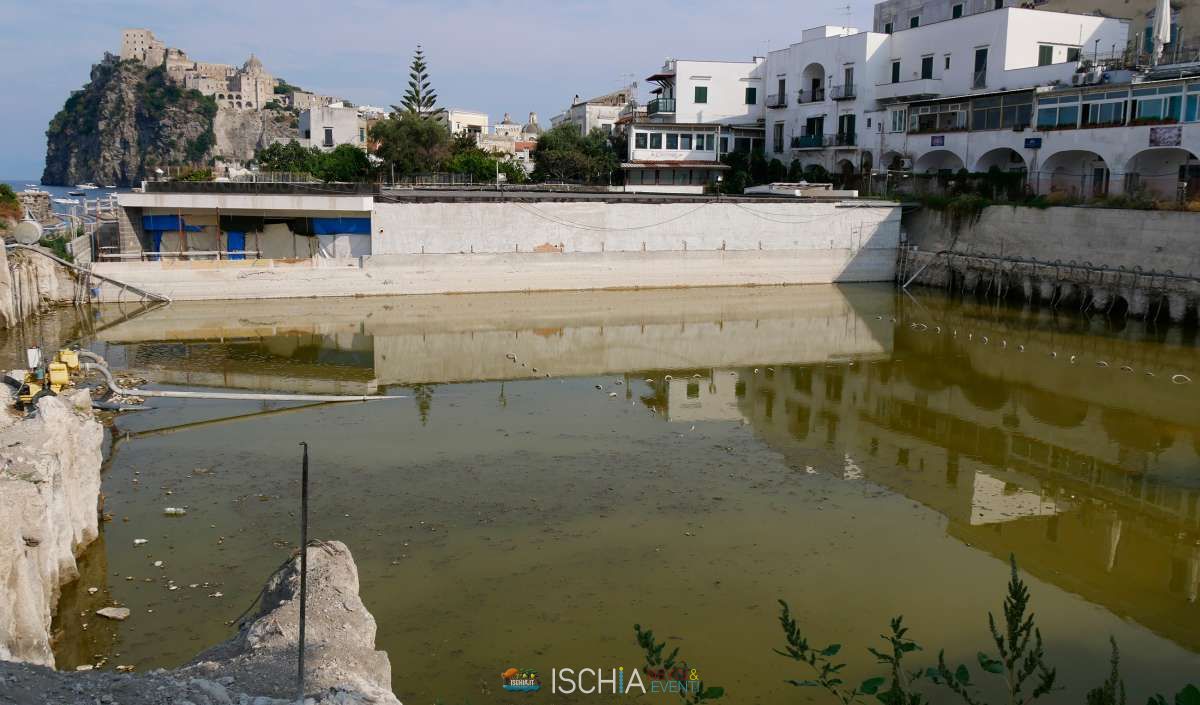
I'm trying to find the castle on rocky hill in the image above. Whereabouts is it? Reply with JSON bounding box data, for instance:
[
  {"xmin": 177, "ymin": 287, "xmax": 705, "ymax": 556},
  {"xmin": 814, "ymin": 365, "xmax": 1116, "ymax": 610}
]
[{"xmin": 120, "ymin": 29, "xmax": 276, "ymax": 111}]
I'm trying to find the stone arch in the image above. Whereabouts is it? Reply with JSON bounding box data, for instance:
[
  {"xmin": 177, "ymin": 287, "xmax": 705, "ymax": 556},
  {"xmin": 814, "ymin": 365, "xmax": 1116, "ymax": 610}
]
[
  {"xmin": 835, "ymin": 158, "xmax": 857, "ymax": 189},
  {"xmin": 1039, "ymin": 149, "xmax": 1109, "ymax": 197},
  {"xmin": 801, "ymin": 63, "xmax": 828, "ymax": 102},
  {"xmin": 236, "ymin": 101, "xmax": 242, "ymax": 108},
  {"xmin": 881, "ymin": 151, "xmax": 906, "ymax": 172},
  {"xmin": 217, "ymin": 93, "xmax": 225, "ymax": 100},
  {"xmin": 860, "ymin": 151, "xmax": 874, "ymax": 174},
  {"xmin": 913, "ymin": 149, "xmax": 964, "ymax": 174},
  {"xmin": 245, "ymin": 101, "xmax": 253, "ymax": 108},
  {"xmin": 975, "ymin": 147, "xmax": 1027, "ymax": 173},
  {"xmin": 1123, "ymin": 147, "xmax": 1200, "ymax": 200}
]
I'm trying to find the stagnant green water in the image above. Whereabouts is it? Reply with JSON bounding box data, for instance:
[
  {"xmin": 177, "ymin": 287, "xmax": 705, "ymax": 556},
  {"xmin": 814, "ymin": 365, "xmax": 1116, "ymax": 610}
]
[{"xmin": 17, "ymin": 285, "xmax": 1199, "ymax": 703}]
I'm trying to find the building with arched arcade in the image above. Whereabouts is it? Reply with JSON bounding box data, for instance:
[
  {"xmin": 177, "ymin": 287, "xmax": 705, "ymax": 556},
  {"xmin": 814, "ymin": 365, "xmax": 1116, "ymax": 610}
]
[{"xmin": 762, "ymin": 3, "xmax": 1200, "ymax": 200}]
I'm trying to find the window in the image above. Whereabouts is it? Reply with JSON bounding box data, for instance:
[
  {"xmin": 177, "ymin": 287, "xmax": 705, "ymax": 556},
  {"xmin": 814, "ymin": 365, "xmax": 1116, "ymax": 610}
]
[
  {"xmin": 635, "ymin": 132, "xmax": 648, "ymax": 149},
  {"xmin": 323, "ymin": 127, "xmax": 334, "ymax": 147},
  {"xmin": 695, "ymin": 86, "xmax": 708, "ymax": 103},
  {"xmin": 910, "ymin": 102, "xmax": 968, "ymax": 132},
  {"xmin": 745, "ymin": 86, "xmax": 757, "ymax": 104},
  {"xmin": 921, "ymin": 56, "xmax": 934, "ymax": 80},
  {"xmin": 680, "ymin": 134, "xmax": 693, "ymax": 150},
  {"xmin": 773, "ymin": 122, "xmax": 784, "ymax": 152},
  {"xmin": 945, "ymin": 54, "xmax": 951, "ymax": 70},
  {"xmin": 971, "ymin": 93, "xmax": 1032, "ymax": 130},
  {"xmin": 994, "ymin": 0, "xmax": 1003, "ymax": 8},
  {"xmin": 1036, "ymin": 95, "xmax": 1080, "ymax": 129},
  {"xmin": 1067, "ymin": 47, "xmax": 1081, "ymax": 62},
  {"xmin": 891, "ymin": 109, "xmax": 907, "ymax": 132},
  {"xmin": 719, "ymin": 136, "xmax": 729, "ymax": 153},
  {"xmin": 973, "ymin": 47, "xmax": 989, "ymax": 88},
  {"xmin": 650, "ymin": 132, "xmax": 663, "ymax": 149},
  {"xmin": 884, "ymin": 21, "xmax": 894, "ymax": 34},
  {"xmin": 891, "ymin": 61, "xmax": 901, "ymax": 84},
  {"xmin": 910, "ymin": 16, "xmax": 920, "ymax": 28},
  {"xmin": 358, "ymin": 127, "xmax": 365, "ymax": 143},
  {"xmin": 952, "ymin": 4, "xmax": 963, "ymax": 18},
  {"xmin": 1038, "ymin": 45, "xmax": 1054, "ymax": 66},
  {"xmin": 666, "ymin": 133, "xmax": 679, "ymax": 149}
]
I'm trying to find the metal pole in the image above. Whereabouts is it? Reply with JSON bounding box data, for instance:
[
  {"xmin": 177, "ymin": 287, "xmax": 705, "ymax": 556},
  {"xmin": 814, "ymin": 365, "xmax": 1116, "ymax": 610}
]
[{"xmin": 297, "ymin": 441, "xmax": 309, "ymax": 704}]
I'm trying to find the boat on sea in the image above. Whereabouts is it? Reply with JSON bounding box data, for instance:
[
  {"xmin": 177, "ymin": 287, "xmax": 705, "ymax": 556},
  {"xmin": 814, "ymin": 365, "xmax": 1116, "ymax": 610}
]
[
  {"xmin": 22, "ymin": 186, "xmax": 46, "ymax": 194},
  {"xmin": 102, "ymin": 184, "xmax": 117, "ymax": 189},
  {"xmin": 74, "ymin": 183, "xmax": 99, "ymax": 190},
  {"xmin": 53, "ymin": 197, "xmax": 80, "ymax": 206},
  {"xmin": 67, "ymin": 190, "xmax": 85, "ymax": 196}
]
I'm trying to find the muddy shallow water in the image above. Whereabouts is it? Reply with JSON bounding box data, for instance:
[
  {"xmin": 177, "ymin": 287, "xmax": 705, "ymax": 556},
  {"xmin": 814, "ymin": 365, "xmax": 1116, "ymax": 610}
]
[{"xmin": 17, "ymin": 285, "xmax": 1200, "ymax": 703}]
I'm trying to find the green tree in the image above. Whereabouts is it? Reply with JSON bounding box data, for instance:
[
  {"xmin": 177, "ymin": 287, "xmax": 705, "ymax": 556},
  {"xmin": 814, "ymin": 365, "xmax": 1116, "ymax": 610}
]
[
  {"xmin": 396, "ymin": 45, "xmax": 441, "ymax": 117},
  {"xmin": 531, "ymin": 124, "xmax": 618, "ymax": 184},
  {"xmin": 255, "ymin": 139, "xmax": 320, "ymax": 174},
  {"xmin": 767, "ymin": 158, "xmax": 787, "ymax": 183},
  {"xmin": 788, "ymin": 159, "xmax": 805, "ymax": 181},
  {"xmin": 314, "ymin": 143, "xmax": 373, "ymax": 182},
  {"xmin": 370, "ymin": 112, "xmax": 450, "ymax": 177}
]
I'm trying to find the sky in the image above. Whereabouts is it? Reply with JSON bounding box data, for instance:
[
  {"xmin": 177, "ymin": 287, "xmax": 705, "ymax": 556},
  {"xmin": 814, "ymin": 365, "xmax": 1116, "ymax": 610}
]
[{"xmin": 0, "ymin": 0, "xmax": 878, "ymax": 179}]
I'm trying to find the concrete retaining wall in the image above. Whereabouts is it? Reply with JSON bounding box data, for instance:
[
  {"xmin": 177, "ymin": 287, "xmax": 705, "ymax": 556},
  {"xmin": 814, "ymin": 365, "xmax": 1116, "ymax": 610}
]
[
  {"xmin": 90, "ymin": 200, "xmax": 902, "ymax": 301},
  {"xmin": 0, "ymin": 247, "xmax": 85, "ymax": 328},
  {"xmin": 901, "ymin": 206, "xmax": 1200, "ymax": 322},
  {"xmin": 371, "ymin": 200, "xmax": 897, "ymax": 254}
]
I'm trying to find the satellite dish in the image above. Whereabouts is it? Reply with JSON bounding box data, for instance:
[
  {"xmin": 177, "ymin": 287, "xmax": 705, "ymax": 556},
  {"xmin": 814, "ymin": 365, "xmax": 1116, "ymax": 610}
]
[{"xmin": 13, "ymin": 220, "xmax": 43, "ymax": 245}]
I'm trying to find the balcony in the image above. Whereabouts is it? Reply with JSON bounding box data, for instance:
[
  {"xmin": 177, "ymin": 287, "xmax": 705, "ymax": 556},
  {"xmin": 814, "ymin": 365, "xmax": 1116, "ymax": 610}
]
[
  {"xmin": 791, "ymin": 134, "xmax": 832, "ymax": 149},
  {"xmin": 766, "ymin": 93, "xmax": 788, "ymax": 109},
  {"xmin": 798, "ymin": 87, "xmax": 826, "ymax": 104},
  {"xmin": 647, "ymin": 98, "xmax": 676, "ymax": 116},
  {"xmin": 875, "ymin": 78, "xmax": 942, "ymax": 104},
  {"xmin": 829, "ymin": 85, "xmax": 856, "ymax": 101},
  {"xmin": 835, "ymin": 132, "xmax": 857, "ymax": 147}
]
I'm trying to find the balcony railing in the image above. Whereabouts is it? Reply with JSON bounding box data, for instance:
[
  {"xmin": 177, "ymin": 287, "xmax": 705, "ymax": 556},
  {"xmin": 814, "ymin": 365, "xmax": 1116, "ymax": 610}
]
[
  {"xmin": 835, "ymin": 132, "xmax": 857, "ymax": 147},
  {"xmin": 791, "ymin": 134, "xmax": 832, "ymax": 149},
  {"xmin": 647, "ymin": 98, "xmax": 676, "ymax": 115},
  {"xmin": 829, "ymin": 85, "xmax": 856, "ymax": 101},
  {"xmin": 798, "ymin": 87, "xmax": 826, "ymax": 103},
  {"xmin": 766, "ymin": 93, "xmax": 788, "ymax": 108}
]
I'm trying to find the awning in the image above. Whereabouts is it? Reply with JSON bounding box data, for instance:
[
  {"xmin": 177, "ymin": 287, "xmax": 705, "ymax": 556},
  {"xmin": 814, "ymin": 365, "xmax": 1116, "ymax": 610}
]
[{"xmin": 311, "ymin": 217, "xmax": 371, "ymax": 235}]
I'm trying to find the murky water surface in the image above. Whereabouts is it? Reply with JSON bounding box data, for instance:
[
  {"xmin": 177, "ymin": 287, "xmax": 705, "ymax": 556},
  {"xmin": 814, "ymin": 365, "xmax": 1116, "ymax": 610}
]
[{"xmin": 14, "ymin": 285, "xmax": 1199, "ymax": 703}]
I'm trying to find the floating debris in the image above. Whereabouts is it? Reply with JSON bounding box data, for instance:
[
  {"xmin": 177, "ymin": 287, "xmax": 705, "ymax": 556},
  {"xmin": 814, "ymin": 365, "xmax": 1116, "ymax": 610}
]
[
  {"xmin": 133, "ymin": 539, "xmax": 148, "ymax": 546},
  {"xmin": 152, "ymin": 560, "xmax": 163, "ymax": 568},
  {"xmin": 163, "ymin": 507, "xmax": 187, "ymax": 517},
  {"xmin": 96, "ymin": 607, "xmax": 130, "ymax": 621}
]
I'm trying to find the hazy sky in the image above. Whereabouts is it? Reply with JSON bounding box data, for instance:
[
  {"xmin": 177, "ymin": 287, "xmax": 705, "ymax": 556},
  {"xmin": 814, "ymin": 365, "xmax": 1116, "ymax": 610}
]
[{"xmin": 0, "ymin": 1, "xmax": 877, "ymax": 178}]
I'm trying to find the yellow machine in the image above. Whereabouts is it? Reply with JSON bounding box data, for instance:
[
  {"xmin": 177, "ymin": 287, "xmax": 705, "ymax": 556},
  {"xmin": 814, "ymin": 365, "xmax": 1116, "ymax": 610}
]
[{"xmin": 15, "ymin": 348, "xmax": 81, "ymax": 408}]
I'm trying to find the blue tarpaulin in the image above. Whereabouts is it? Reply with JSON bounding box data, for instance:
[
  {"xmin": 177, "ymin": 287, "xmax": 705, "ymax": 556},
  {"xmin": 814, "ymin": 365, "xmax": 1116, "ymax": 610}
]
[
  {"xmin": 311, "ymin": 217, "xmax": 371, "ymax": 235},
  {"xmin": 226, "ymin": 231, "xmax": 246, "ymax": 260},
  {"xmin": 142, "ymin": 215, "xmax": 203, "ymax": 232}
]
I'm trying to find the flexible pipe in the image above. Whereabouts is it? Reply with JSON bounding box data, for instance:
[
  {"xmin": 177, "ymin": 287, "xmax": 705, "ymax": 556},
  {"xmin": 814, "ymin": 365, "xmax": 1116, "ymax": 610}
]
[{"xmin": 80, "ymin": 361, "xmax": 403, "ymax": 403}]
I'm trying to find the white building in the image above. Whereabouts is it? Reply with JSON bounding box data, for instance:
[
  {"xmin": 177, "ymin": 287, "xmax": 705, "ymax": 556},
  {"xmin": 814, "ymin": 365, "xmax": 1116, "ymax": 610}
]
[
  {"xmin": 551, "ymin": 85, "xmax": 636, "ymax": 136},
  {"xmin": 623, "ymin": 58, "xmax": 766, "ymax": 193},
  {"xmin": 760, "ymin": 5, "xmax": 1182, "ymax": 195},
  {"xmin": 299, "ymin": 105, "xmax": 366, "ymax": 151},
  {"xmin": 440, "ymin": 108, "xmax": 489, "ymax": 138}
]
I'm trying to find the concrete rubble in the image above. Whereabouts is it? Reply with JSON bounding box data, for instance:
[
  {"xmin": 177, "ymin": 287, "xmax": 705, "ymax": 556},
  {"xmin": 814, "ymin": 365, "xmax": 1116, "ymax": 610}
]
[
  {"xmin": 0, "ymin": 541, "xmax": 402, "ymax": 704},
  {"xmin": 0, "ymin": 388, "xmax": 103, "ymax": 666},
  {"xmin": 0, "ymin": 383, "xmax": 401, "ymax": 703}
]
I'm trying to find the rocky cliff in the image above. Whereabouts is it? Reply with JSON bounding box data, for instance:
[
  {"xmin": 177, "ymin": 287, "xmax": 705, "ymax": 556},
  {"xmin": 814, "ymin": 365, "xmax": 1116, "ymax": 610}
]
[
  {"xmin": 41, "ymin": 54, "xmax": 217, "ymax": 186},
  {"xmin": 214, "ymin": 107, "xmax": 299, "ymax": 164}
]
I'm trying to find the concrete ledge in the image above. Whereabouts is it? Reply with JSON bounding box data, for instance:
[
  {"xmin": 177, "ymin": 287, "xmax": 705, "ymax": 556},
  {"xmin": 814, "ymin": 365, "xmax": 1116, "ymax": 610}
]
[{"xmin": 92, "ymin": 249, "xmax": 898, "ymax": 302}]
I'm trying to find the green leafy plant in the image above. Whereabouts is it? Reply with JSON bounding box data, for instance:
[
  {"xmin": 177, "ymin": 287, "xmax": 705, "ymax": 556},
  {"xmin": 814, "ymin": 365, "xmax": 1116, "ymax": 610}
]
[
  {"xmin": 776, "ymin": 600, "xmax": 888, "ymax": 704},
  {"xmin": 1085, "ymin": 638, "xmax": 1125, "ymax": 705},
  {"xmin": 869, "ymin": 617, "xmax": 929, "ymax": 705},
  {"xmin": 931, "ymin": 556, "xmax": 1056, "ymax": 705},
  {"xmin": 1147, "ymin": 684, "xmax": 1200, "ymax": 705},
  {"xmin": 634, "ymin": 624, "xmax": 724, "ymax": 703}
]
